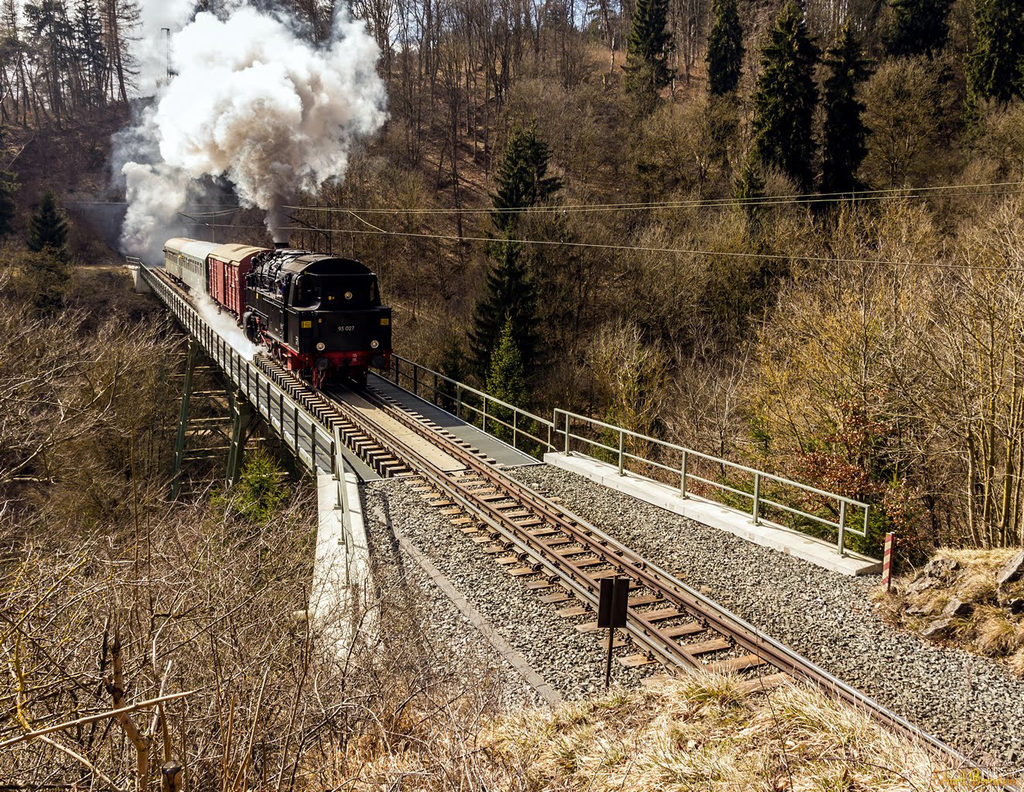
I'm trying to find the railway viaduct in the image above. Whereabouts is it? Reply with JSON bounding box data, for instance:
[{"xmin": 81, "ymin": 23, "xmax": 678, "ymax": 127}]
[{"xmin": 129, "ymin": 259, "xmax": 1012, "ymax": 785}]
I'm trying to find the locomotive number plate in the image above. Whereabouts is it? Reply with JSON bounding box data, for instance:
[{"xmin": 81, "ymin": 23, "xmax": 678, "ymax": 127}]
[{"xmin": 338, "ymin": 325, "xmax": 355, "ymax": 332}]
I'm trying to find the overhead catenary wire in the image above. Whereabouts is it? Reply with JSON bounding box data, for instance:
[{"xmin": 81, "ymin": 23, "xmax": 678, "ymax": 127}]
[
  {"xmin": 175, "ymin": 214, "xmax": 1022, "ymax": 273},
  {"xmin": 282, "ymin": 179, "xmax": 1024, "ymax": 215}
]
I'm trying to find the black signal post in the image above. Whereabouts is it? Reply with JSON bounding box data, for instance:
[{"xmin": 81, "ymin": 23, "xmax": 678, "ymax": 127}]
[{"xmin": 598, "ymin": 577, "xmax": 629, "ymax": 689}]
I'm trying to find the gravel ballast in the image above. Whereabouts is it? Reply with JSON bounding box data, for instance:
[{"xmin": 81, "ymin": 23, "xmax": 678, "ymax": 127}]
[
  {"xmin": 362, "ymin": 479, "xmax": 661, "ymax": 702},
  {"xmin": 505, "ymin": 463, "xmax": 1024, "ymax": 769},
  {"xmin": 360, "ymin": 482, "xmax": 540, "ymax": 712}
]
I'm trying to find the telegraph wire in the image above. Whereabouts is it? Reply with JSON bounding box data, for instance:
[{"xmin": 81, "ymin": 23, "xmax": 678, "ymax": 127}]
[
  {"xmin": 282, "ymin": 180, "xmax": 1024, "ymax": 215},
  {"xmin": 176, "ymin": 213, "xmax": 1023, "ymax": 273}
]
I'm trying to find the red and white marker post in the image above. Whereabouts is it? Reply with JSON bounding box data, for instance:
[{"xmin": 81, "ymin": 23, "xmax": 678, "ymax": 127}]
[{"xmin": 882, "ymin": 532, "xmax": 895, "ymax": 591}]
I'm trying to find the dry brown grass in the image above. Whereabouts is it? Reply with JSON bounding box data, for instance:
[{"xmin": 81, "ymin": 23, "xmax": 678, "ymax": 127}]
[
  {"xmin": 319, "ymin": 673, "xmax": 959, "ymax": 790},
  {"xmin": 478, "ymin": 675, "xmax": 954, "ymax": 792}
]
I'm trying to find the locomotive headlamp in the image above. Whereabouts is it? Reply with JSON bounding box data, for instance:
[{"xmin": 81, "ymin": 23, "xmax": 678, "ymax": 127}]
[
  {"xmin": 316, "ymin": 342, "xmax": 326, "ymax": 351},
  {"xmin": 371, "ymin": 340, "xmax": 380, "ymax": 349},
  {"xmin": 344, "ymin": 291, "xmax": 353, "ymax": 300}
]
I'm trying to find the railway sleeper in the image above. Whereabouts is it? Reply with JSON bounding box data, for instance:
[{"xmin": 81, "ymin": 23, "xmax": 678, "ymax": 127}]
[
  {"xmin": 601, "ymin": 634, "xmax": 630, "ymax": 650},
  {"xmin": 705, "ymin": 654, "xmax": 768, "ymax": 674},
  {"xmin": 619, "ymin": 654, "xmax": 659, "ymax": 668},
  {"xmin": 735, "ymin": 673, "xmax": 791, "ymax": 695},
  {"xmin": 683, "ymin": 638, "xmax": 732, "ymax": 656}
]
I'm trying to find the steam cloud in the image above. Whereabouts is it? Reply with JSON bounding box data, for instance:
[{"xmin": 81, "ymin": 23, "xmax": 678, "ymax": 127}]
[{"xmin": 117, "ymin": 5, "xmax": 387, "ymax": 260}]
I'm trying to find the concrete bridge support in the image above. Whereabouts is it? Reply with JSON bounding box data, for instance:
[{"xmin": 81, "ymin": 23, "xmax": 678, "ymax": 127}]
[{"xmin": 309, "ymin": 432, "xmax": 376, "ymax": 656}]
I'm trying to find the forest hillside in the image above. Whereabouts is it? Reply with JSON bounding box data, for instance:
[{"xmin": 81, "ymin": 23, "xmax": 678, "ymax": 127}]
[{"xmin": 2, "ymin": 0, "xmax": 1024, "ymax": 558}]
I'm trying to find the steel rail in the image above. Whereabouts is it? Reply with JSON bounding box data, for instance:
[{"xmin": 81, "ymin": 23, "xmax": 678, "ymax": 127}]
[{"xmin": 352, "ymin": 385, "xmax": 1018, "ymax": 789}]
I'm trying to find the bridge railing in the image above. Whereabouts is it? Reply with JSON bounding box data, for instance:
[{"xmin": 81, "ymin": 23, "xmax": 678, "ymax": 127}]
[
  {"xmin": 555, "ymin": 409, "xmax": 871, "ymax": 557},
  {"xmin": 384, "ymin": 354, "xmax": 872, "ymax": 558},
  {"xmin": 388, "ymin": 355, "xmax": 557, "ymax": 457},
  {"xmin": 141, "ymin": 266, "xmax": 337, "ymax": 476}
]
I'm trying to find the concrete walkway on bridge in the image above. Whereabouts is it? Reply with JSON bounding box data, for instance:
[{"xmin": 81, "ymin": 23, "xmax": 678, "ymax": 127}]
[
  {"xmin": 367, "ymin": 373, "xmax": 541, "ymax": 470},
  {"xmin": 546, "ymin": 452, "xmax": 882, "ymax": 577}
]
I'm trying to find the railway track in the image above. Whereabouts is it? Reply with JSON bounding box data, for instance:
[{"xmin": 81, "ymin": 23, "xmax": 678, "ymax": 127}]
[
  {"xmin": 245, "ymin": 355, "xmax": 1010, "ymax": 783},
  {"xmin": 138, "ymin": 257, "xmax": 1008, "ymax": 785},
  {"xmin": 139, "ymin": 261, "xmax": 1019, "ymax": 788}
]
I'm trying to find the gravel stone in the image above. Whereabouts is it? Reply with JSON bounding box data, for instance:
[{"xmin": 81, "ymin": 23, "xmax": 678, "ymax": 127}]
[
  {"xmin": 360, "ymin": 482, "xmax": 540, "ymax": 712},
  {"xmin": 503, "ymin": 463, "xmax": 1024, "ymax": 769},
  {"xmin": 361, "ymin": 478, "xmax": 660, "ymax": 702}
]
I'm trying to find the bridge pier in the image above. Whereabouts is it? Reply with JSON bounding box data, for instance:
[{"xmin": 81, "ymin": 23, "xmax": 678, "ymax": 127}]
[
  {"xmin": 170, "ymin": 340, "xmax": 200, "ymax": 499},
  {"xmin": 225, "ymin": 390, "xmax": 256, "ymax": 488},
  {"xmin": 172, "ymin": 340, "xmax": 261, "ymax": 498},
  {"xmin": 126, "ymin": 260, "xmax": 152, "ymax": 294},
  {"xmin": 309, "ymin": 431, "xmax": 376, "ymax": 655}
]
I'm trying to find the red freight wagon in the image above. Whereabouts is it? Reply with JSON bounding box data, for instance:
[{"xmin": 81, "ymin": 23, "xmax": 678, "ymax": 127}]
[{"xmin": 207, "ymin": 243, "xmax": 269, "ymax": 316}]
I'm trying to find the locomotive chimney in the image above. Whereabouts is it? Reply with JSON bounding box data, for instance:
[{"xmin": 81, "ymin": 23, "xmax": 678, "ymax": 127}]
[{"xmin": 274, "ymin": 241, "xmax": 289, "ymax": 250}]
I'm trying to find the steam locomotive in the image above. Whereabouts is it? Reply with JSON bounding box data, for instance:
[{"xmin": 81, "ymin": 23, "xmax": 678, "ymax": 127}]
[{"xmin": 162, "ymin": 238, "xmax": 391, "ymax": 387}]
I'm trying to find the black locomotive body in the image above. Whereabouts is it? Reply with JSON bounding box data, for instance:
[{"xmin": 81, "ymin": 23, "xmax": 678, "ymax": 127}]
[{"xmin": 243, "ymin": 247, "xmax": 392, "ymax": 386}]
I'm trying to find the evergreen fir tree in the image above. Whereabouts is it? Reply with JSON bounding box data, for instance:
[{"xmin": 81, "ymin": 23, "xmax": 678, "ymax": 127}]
[
  {"xmin": 471, "ymin": 123, "xmax": 558, "ymax": 377},
  {"xmin": 821, "ymin": 25, "xmax": 869, "ymax": 195},
  {"xmin": 75, "ymin": 0, "xmax": 106, "ymax": 104},
  {"xmin": 0, "ymin": 128, "xmax": 18, "ymax": 238},
  {"xmin": 882, "ymin": 0, "xmax": 953, "ymax": 58},
  {"xmin": 751, "ymin": 0, "xmax": 818, "ymax": 192},
  {"xmin": 734, "ymin": 153, "xmax": 766, "ymax": 225},
  {"xmin": 623, "ymin": 0, "xmax": 673, "ymax": 109},
  {"xmin": 27, "ymin": 189, "xmax": 69, "ymax": 257},
  {"xmin": 23, "ymin": 248, "xmax": 70, "ymax": 314},
  {"xmin": 707, "ymin": 0, "xmax": 744, "ymax": 96},
  {"xmin": 469, "ymin": 240, "xmax": 541, "ymax": 378},
  {"xmin": 485, "ymin": 316, "xmax": 527, "ymax": 441},
  {"xmin": 0, "ymin": 170, "xmax": 18, "ymax": 238},
  {"xmin": 967, "ymin": 0, "xmax": 1024, "ymax": 104},
  {"xmin": 491, "ymin": 122, "xmax": 561, "ymax": 234}
]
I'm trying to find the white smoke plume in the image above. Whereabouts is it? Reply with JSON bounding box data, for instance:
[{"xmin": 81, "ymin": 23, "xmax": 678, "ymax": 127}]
[
  {"xmin": 118, "ymin": 5, "xmax": 387, "ymax": 260},
  {"xmin": 193, "ymin": 292, "xmax": 259, "ymax": 358}
]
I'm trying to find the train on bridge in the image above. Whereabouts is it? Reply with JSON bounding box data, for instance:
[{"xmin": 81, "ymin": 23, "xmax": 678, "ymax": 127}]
[{"xmin": 162, "ymin": 238, "xmax": 391, "ymax": 387}]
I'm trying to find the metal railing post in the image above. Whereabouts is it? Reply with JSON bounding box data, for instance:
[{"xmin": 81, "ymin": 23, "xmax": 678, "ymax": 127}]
[
  {"xmin": 680, "ymin": 451, "xmax": 688, "ymax": 498},
  {"xmin": 413, "ymin": 364, "xmax": 418, "ymax": 395},
  {"xmin": 482, "ymin": 398, "xmax": 487, "ymax": 433},
  {"xmin": 618, "ymin": 430, "xmax": 625, "ymax": 475},
  {"xmin": 752, "ymin": 473, "xmax": 761, "ymax": 525},
  {"xmin": 513, "ymin": 410, "xmax": 518, "ymax": 448},
  {"xmin": 564, "ymin": 413, "xmax": 570, "ymax": 454},
  {"xmin": 838, "ymin": 500, "xmax": 847, "ymax": 556},
  {"xmin": 334, "ymin": 427, "xmax": 344, "ymax": 508}
]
